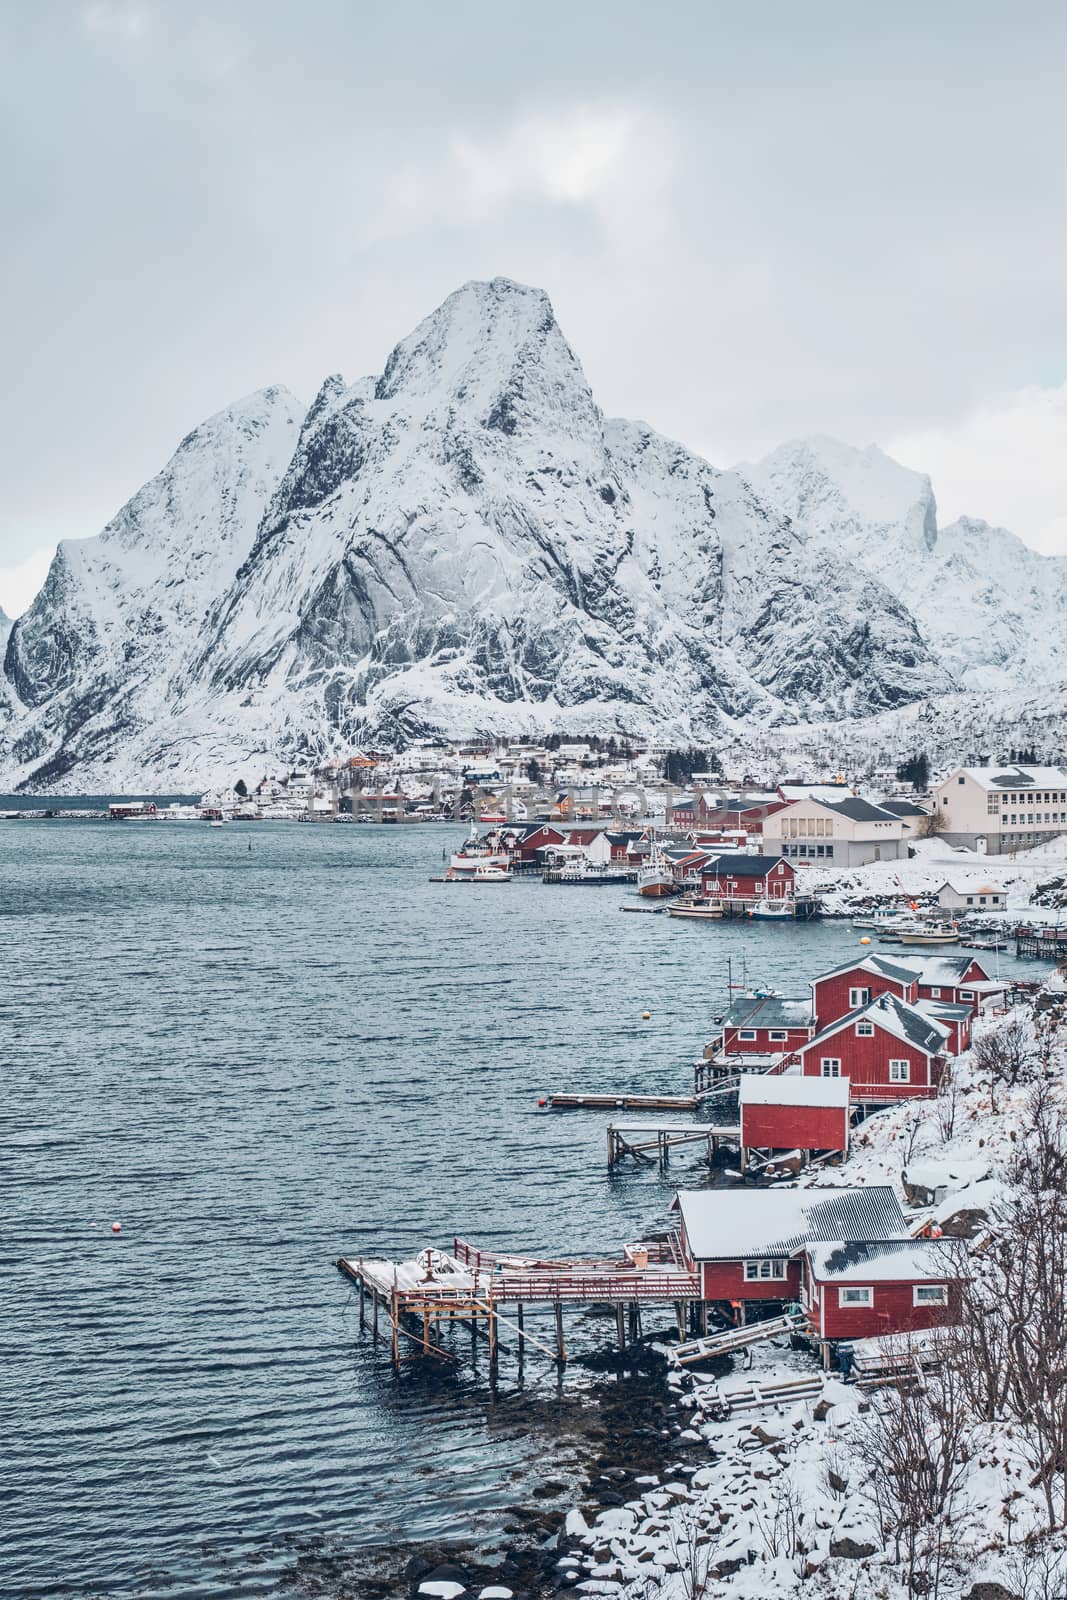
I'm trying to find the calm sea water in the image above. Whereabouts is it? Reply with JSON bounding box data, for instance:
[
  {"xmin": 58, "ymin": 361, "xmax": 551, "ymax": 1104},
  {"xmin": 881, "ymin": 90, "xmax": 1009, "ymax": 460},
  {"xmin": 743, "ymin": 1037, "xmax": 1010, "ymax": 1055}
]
[{"xmin": 1, "ymin": 818, "xmax": 1041, "ymax": 1597}]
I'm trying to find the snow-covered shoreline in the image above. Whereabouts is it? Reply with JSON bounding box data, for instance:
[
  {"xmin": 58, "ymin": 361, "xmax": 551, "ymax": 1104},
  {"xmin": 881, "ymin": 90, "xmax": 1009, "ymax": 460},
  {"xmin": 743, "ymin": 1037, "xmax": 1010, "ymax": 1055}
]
[{"xmin": 543, "ymin": 982, "xmax": 1067, "ymax": 1600}]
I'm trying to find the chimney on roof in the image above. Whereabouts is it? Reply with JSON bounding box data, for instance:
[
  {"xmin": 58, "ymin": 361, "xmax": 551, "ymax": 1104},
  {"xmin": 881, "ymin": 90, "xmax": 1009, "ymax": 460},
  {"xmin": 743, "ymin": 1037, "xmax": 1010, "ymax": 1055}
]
[{"xmin": 879, "ymin": 994, "xmax": 889, "ymax": 1009}]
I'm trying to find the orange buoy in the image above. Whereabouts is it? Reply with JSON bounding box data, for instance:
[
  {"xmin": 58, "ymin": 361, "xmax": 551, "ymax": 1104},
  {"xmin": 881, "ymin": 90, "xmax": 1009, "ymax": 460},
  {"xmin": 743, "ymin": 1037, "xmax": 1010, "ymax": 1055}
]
[
  {"xmin": 642, "ymin": 1010, "xmax": 651, "ymax": 1020},
  {"xmin": 111, "ymin": 1222, "xmax": 122, "ymax": 1234},
  {"xmin": 859, "ymin": 936, "xmax": 872, "ymax": 945}
]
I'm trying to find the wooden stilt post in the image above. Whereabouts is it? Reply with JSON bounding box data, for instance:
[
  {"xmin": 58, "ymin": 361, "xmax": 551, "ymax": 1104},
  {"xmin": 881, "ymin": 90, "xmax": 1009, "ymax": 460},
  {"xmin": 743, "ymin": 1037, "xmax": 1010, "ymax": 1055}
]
[
  {"xmin": 372, "ymin": 1289, "xmax": 379, "ymax": 1339},
  {"xmin": 391, "ymin": 1286, "xmax": 399, "ymax": 1366},
  {"xmin": 517, "ymin": 1301, "xmax": 525, "ymax": 1360},
  {"xmin": 359, "ymin": 1277, "xmax": 366, "ymax": 1330},
  {"xmin": 422, "ymin": 1309, "xmax": 431, "ymax": 1355},
  {"xmin": 628, "ymin": 1301, "xmax": 638, "ymax": 1343},
  {"xmin": 616, "ymin": 1303, "xmax": 626, "ymax": 1350},
  {"xmin": 675, "ymin": 1301, "xmax": 686, "ymax": 1341},
  {"xmin": 607, "ymin": 1126, "xmax": 614, "ymax": 1167},
  {"xmin": 699, "ymin": 1299, "xmax": 708, "ymax": 1335},
  {"xmin": 554, "ymin": 1301, "xmax": 566, "ymax": 1365}
]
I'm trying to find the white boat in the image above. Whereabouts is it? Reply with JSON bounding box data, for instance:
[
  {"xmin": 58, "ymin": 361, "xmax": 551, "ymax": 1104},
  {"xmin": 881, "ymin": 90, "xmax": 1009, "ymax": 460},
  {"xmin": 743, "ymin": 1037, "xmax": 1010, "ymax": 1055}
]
[
  {"xmin": 449, "ymin": 822, "xmax": 510, "ymax": 874},
  {"xmin": 209, "ymin": 819, "xmax": 225, "ymax": 828},
  {"xmin": 896, "ymin": 926, "xmax": 960, "ymax": 946},
  {"xmin": 445, "ymin": 864, "xmax": 512, "ymax": 882},
  {"xmin": 556, "ymin": 858, "xmax": 629, "ymax": 885},
  {"xmin": 638, "ymin": 840, "xmax": 675, "ymax": 898},
  {"xmin": 851, "ymin": 910, "xmax": 912, "ymax": 931},
  {"xmin": 668, "ymin": 898, "xmax": 724, "ymax": 920},
  {"xmin": 748, "ymin": 898, "xmax": 793, "ymax": 921}
]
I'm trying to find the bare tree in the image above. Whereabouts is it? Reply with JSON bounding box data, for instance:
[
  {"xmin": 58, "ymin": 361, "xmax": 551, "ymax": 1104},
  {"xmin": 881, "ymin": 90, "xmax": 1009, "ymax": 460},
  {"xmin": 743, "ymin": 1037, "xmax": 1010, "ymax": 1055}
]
[
  {"xmin": 974, "ymin": 1020, "xmax": 1038, "ymax": 1111},
  {"xmin": 850, "ymin": 1357, "xmax": 972, "ymax": 1597},
  {"xmin": 952, "ymin": 1090, "xmax": 1067, "ymax": 1531},
  {"xmin": 937, "ymin": 1069, "xmax": 961, "ymax": 1144},
  {"xmin": 751, "ymin": 1471, "xmax": 806, "ymax": 1574},
  {"xmin": 918, "ymin": 809, "xmax": 948, "ymax": 839},
  {"xmin": 665, "ymin": 1506, "xmax": 716, "ymax": 1600}
]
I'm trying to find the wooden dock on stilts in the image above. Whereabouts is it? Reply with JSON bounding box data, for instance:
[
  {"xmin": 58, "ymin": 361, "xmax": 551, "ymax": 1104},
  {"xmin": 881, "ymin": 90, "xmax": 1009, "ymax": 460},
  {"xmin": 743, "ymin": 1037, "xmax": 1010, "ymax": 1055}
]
[
  {"xmin": 606, "ymin": 1120, "xmax": 741, "ymax": 1168},
  {"xmin": 337, "ymin": 1237, "xmax": 701, "ymax": 1370}
]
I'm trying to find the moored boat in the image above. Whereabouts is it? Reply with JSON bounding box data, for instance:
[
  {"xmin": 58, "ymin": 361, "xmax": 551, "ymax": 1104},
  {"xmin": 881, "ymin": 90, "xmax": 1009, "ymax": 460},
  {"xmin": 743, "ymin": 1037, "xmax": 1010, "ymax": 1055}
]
[{"xmin": 638, "ymin": 839, "xmax": 675, "ymax": 898}]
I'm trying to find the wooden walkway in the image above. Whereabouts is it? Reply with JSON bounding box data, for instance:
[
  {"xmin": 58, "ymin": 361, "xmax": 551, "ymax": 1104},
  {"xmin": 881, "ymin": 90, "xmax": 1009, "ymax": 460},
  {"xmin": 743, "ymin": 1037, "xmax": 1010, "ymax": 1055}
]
[
  {"xmin": 337, "ymin": 1238, "xmax": 701, "ymax": 1367},
  {"xmin": 607, "ymin": 1120, "xmax": 740, "ymax": 1167},
  {"xmin": 671, "ymin": 1310, "xmax": 807, "ymax": 1367},
  {"xmin": 549, "ymin": 1091, "xmax": 698, "ymax": 1111}
]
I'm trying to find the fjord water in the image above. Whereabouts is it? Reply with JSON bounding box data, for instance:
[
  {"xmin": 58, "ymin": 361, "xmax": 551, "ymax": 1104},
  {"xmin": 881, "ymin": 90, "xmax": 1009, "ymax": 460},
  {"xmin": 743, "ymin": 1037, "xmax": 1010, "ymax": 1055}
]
[{"xmin": 1, "ymin": 820, "xmax": 1032, "ymax": 1597}]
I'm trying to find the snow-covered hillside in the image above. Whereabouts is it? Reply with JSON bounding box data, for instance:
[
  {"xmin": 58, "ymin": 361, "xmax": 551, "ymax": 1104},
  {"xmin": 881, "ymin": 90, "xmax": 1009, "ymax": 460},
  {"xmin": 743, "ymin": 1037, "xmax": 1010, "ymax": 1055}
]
[
  {"xmin": 0, "ymin": 280, "xmax": 952, "ymax": 791},
  {"xmin": 743, "ymin": 435, "xmax": 1067, "ymax": 690}
]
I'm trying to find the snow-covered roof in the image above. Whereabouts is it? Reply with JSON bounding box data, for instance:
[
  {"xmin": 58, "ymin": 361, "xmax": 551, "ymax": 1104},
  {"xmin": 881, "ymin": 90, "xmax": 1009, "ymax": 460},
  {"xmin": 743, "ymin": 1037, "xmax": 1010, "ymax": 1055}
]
[
  {"xmin": 723, "ymin": 995, "xmax": 814, "ymax": 1029},
  {"xmin": 806, "ymin": 1238, "xmax": 960, "ymax": 1282},
  {"xmin": 816, "ymin": 952, "xmax": 921, "ymax": 986},
  {"xmin": 778, "ymin": 783, "xmax": 855, "ymax": 802},
  {"xmin": 802, "ymin": 994, "xmax": 950, "ymax": 1057},
  {"xmin": 915, "ymin": 955, "xmax": 985, "ymax": 986},
  {"xmin": 954, "ymin": 764, "xmax": 1067, "ymax": 791},
  {"xmin": 675, "ymin": 1185, "xmax": 906, "ymax": 1260},
  {"xmin": 740, "ymin": 1075, "xmax": 850, "ymax": 1109},
  {"xmin": 937, "ymin": 880, "xmax": 1005, "ymax": 896}
]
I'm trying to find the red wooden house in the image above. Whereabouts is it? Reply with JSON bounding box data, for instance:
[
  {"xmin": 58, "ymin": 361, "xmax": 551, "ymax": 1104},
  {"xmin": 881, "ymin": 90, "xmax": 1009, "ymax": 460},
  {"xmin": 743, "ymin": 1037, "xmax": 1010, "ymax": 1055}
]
[
  {"xmin": 795, "ymin": 994, "xmax": 950, "ymax": 1103},
  {"xmin": 508, "ymin": 824, "xmax": 567, "ymax": 862},
  {"xmin": 799, "ymin": 1238, "xmax": 963, "ymax": 1341},
  {"xmin": 716, "ymin": 995, "xmax": 816, "ymax": 1059},
  {"xmin": 739, "ymin": 1074, "xmax": 851, "ymax": 1161},
  {"xmin": 811, "ymin": 954, "xmax": 920, "ymax": 1026},
  {"xmin": 913, "ymin": 954, "xmax": 995, "ymax": 1016},
  {"xmin": 700, "ymin": 854, "xmax": 796, "ymax": 905},
  {"xmin": 673, "ymin": 1186, "xmax": 908, "ymax": 1305}
]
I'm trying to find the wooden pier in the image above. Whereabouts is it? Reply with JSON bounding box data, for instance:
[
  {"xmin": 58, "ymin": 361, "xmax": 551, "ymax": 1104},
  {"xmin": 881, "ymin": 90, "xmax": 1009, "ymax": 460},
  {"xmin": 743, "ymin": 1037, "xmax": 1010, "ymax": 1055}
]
[
  {"xmin": 337, "ymin": 1238, "xmax": 701, "ymax": 1367},
  {"xmin": 549, "ymin": 1091, "xmax": 698, "ymax": 1111},
  {"xmin": 606, "ymin": 1120, "xmax": 741, "ymax": 1167},
  {"xmin": 1015, "ymin": 927, "xmax": 1067, "ymax": 960}
]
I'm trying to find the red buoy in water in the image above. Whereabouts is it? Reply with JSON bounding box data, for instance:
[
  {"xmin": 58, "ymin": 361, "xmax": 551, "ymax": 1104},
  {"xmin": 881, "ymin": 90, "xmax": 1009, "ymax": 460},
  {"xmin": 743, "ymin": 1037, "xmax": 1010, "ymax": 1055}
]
[
  {"xmin": 111, "ymin": 1222, "xmax": 122, "ymax": 1234},
  {"xmin": 537, "ymin": 1097, "xmax": 547, "ymax": 1108}
]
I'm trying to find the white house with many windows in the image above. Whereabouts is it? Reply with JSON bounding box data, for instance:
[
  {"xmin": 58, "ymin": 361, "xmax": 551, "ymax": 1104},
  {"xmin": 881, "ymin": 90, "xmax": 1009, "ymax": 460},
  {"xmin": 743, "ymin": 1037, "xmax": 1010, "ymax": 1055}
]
[
  {"xmin": 931, "ymin": 765, "xmax": 1067, "ymax": 854},
  {"xmin": 763, "ymin": 797, "xmax": 910, "ymax": 867}
]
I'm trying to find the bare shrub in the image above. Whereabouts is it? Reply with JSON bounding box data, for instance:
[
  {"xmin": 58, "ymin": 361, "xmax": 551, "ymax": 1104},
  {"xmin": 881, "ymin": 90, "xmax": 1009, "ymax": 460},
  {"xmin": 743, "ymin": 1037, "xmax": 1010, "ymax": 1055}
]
[
  {"xmin": 850, "ymin": 1357, "xmax": 971, "ymax": 1597},
  {"xmin": 974, "ymin": 1020, "xmax": 1038, "ymax": 1112},
  {"xmin": 665, "ymin": 1506, "xmax": 716, "ymax": 1600}
]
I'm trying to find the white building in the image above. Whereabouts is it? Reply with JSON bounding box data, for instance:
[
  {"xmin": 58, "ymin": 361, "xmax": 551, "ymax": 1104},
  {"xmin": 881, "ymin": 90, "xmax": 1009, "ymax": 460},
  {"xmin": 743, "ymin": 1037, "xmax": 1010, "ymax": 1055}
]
[
  {"xmin": 936, "ymin": 881, "xmax": 1006, "ymax": 912},
  {"xmin": 931, "ymin": 765, "xmax": 1067, "ymax": 854},
  {"xmin": 763, "ymin": 797, "xmax": 911, "ymax": 867}
]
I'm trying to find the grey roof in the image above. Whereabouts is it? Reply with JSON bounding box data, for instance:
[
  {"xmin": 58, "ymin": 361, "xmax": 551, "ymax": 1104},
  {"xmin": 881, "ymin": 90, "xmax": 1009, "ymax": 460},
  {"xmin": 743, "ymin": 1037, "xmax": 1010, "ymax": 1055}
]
[
  {"xmin": 703, "ymin": 854, "xmax": 787, "ymax": 877},
  {"xmin": 804, "ymin": 993, "xmax": 949, "ymax": 1057},
  {"xmin": 917, "ymin": 955, "xmax": 985, "ymax": 986},
  {"xmin": 724, "ymin": 995, "xmax": 815, "ymax": 1029},
  {"xmin": 824, "ymin": 797, "xmax": 905, "ymax": 822},
  {"xmin": 878, "ymin": 799, "xmax": 930, "ymax": 818},
  {"xmin": 817, "ymin": 952, "xmax": 922, "ymax": 986},
  {"xmin": 676, "ymin": 1185, "xmax": 908, "ymax": 1260}
]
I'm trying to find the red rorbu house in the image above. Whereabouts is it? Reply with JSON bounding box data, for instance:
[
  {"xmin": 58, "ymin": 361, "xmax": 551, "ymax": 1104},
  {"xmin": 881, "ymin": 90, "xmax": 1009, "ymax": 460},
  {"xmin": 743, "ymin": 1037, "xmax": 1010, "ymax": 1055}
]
[
  {"xmin": 799, "ymin": 1238, "xmax": 963, "ymax": 1342},
  {"xmin": 739, "ymin": 1074, "xmax": 851, "ymax": 1164},
  {"xmin": 795, "ymin": 993, "xmax": 950, "ymax": 1103},
  {"xmin": 713, "ymin": 995, "xmax": 816, "ymax": 1064},
  {"xmin": 700, "ymin": 854, "xmax": 795, "ymax": 907},
  {"xmin": 913, "ymin": 954, "xmax": 1000, "ymax": 1017},
  {"xmin": 672, "ymin": 1185, "xmax": 908, "ymax": 1307},
  {"xmin": 811, "ymin": 953, "xmax": 920, "ymax": 1022},
  {"xmin": 810, "ymin": 954, "xmax": 984, "ymax": 1054}
]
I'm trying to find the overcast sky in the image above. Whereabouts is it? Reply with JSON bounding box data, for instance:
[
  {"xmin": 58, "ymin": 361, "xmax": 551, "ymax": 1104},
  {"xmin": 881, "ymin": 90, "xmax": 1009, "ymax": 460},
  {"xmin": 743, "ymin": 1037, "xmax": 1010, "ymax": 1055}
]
[{"xmin": 2, "ymin": 0, "xmax": 1066, "ymax": 614}]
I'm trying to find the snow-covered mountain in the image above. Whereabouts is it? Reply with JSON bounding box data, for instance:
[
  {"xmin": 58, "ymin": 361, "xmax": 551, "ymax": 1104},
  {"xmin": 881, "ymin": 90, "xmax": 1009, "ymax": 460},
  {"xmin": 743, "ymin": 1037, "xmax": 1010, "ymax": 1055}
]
[
  {"xmin": 742, "ymin": 436, "xmax": 1067, "ymax": 690},
  {"xmin": 0, "ymin": 279, "xmax": 951, "ymax": 791}
]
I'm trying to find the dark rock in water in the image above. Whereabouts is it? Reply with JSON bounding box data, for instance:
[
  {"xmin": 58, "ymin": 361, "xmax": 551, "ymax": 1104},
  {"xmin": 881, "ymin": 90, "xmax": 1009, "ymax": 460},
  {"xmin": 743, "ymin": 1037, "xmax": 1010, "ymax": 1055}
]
[{"xmin": 415, "ymin": 1562, "xmax": 472, "ymax": 1594}]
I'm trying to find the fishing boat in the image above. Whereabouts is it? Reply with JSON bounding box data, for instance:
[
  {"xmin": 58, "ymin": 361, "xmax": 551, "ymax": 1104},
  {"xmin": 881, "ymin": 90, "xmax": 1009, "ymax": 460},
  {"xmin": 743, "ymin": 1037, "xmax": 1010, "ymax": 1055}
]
[
  {"xmin": 851, "ymin": 910, "xmax": 912, "ymax": 931},
  {"xmin": 449, "ymin": 822, "xmax": 510, "ymax": 875},
  {"xmin": 667, "ymin": 897, "xmax": 724, "ymax": 920},
  {"xmin": 896, "ymin": 926, "xmax": 960, "ymax": 946},
  {"xmin": 747, "ymin": 898, "xmax": 794, "ymax": 921},
  {"xmin": 638, "ymin": 839, "xmax": 675, "ymax": 898},
  {"xmin": 556, "ymin": 858, "xmax": 630, "ymax": 885},
  {"xmin": 444, "ymin": 864, "xmax": 512, "ymax": 883}
]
